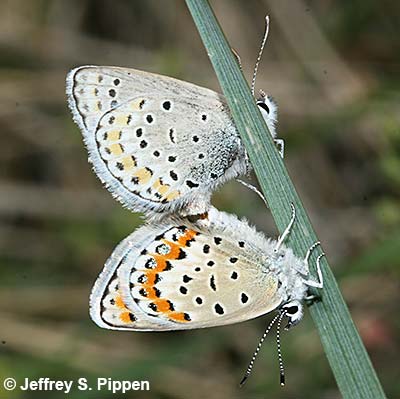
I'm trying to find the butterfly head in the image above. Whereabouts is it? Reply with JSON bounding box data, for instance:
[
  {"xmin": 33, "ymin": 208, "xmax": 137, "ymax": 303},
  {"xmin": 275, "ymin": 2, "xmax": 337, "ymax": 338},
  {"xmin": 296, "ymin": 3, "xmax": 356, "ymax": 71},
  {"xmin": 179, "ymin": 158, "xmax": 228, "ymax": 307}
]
[
  {"xmin": 272, "ymin": 246, "xmax": 308, "ymax": 277},
  {"xmin": 269, "ymin": 247, "xmax": 310, "ymax": 325},
  {"xmin": 256, "ymin": 90, "xmax": 278, "ymax": 139}
]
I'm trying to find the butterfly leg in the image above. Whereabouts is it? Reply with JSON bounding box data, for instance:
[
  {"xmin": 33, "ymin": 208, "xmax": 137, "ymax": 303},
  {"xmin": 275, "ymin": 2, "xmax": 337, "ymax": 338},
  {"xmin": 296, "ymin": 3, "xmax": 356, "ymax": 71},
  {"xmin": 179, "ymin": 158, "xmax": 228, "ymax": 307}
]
[
  {"xmin": 303, "ymin": 253, "xmax": 325, "ymax": 289},
  {"xmin": 304, "ymin": 294, "xmax": 322, "ymax": 304},
  {"xmin": 274, "ymin": 203, "xmax": 296, "ymax": 251},
  {"xmin": 303, "ymin": 241, "xmax": 321, "ymax": 273},
  {"xmin": 236, "ymin": 179, "xmax": 269, "ymax": 208},
  {"xmin": 274, "ymin": 138, "xmax": 285, "ymax": 158}
]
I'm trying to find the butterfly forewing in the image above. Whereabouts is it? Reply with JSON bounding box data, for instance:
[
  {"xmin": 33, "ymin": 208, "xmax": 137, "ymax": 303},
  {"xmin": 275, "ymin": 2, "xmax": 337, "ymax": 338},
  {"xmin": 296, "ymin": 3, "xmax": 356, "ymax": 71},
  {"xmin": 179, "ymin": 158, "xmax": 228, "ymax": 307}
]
[
  {"xmin": 67, "ymin": 66, "xmax": 220, "ymax": 131},
  {"xmin": 90, "ymin": 209, "xmax": 282, "ymax": 331},
  {"xmin": 67, "ymin": 66, "xmax": 247, "ymax": 217}
]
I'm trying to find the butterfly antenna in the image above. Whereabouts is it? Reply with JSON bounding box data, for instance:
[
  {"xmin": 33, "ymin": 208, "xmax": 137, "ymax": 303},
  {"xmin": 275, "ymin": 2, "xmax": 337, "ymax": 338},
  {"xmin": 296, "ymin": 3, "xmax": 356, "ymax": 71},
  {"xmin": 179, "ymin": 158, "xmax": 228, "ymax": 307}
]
[
  {"xmin": 236, "ymin": 179, "xmax": 269, "ymax": 208},
  {"xmin": 276, "ymin": 310, "xmax": 287, "ymax": 386},
  {"xmin": 240, "ymin": 311, "xmax": 280, "ymax": 386},
  {"xmin": 251, "ymin": 15, "xmax": 270, "ymax": 96},
  {"xmin": 231, "ymin": 47, "xmax": 243, "ymax": 72}
]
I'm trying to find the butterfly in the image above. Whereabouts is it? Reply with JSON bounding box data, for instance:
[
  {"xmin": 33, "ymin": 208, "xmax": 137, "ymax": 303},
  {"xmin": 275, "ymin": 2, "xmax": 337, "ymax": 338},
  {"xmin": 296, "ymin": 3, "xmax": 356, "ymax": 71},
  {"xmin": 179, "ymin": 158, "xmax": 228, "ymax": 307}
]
[
  {"xmin": 66, "ymin": 18, "xmax": 281, "ymax": 219},
  {"xmin": 66, "ymin": 66, "xmax": 279, "ymax": 218},
  {"xmin": 90, "ymin": 204, "xmax": 324, "ymax": 383}
]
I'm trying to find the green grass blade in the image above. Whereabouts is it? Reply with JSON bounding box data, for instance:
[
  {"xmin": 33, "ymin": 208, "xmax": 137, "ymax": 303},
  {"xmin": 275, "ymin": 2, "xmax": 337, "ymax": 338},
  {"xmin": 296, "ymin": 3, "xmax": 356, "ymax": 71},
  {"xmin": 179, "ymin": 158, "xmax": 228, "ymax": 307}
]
[{"xmin": 185, "ymin": 1, "xmax": 387, "ymax": 397}]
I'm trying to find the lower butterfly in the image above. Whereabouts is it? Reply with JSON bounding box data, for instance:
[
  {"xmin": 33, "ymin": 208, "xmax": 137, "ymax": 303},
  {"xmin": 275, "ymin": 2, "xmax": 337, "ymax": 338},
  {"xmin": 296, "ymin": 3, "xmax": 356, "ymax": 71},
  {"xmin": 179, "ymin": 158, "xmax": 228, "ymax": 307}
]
[{"xmin": 90, "ymin": 205, "xmax": 324, "ymax": 384}]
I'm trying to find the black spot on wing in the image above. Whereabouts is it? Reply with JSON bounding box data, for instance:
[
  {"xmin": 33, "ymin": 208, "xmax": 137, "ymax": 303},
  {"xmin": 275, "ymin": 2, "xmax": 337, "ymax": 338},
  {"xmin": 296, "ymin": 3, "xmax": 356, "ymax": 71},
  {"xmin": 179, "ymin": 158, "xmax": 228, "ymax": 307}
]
[
  {"xmin": 186, "ymin": 180, "xmax": 199, "ymax": 189},
  {"xmin": 177, "ymin": 248, "xmax": 187, "ymax": 260},
  {"xmin": 169, "ymin": 128, "xmax": 176, "ymax": 143},
  {"xmin": 179, "ymin": 286, "xmax": 187, "ymax": 295},
  {"xmin": 128, "ymin": 313, "xmax": 136, "ymax": 322},
  {"xmin": 210, "ymin": 275, "xmax": 216, "ymax": 291},
  {"xmin": 144, "ymin": 258, "xmax": 157, "ymax": 269},
  {"xmin": 170, "ymin": 170, "xmax": 178, "ymax": 181},
  {"xmin": 214, "ymin": 237, "xmax": 222, "ymax": 245},
  {"xmin": 214, "ymin": 303, "xmax": 224, "ymax": 315}
]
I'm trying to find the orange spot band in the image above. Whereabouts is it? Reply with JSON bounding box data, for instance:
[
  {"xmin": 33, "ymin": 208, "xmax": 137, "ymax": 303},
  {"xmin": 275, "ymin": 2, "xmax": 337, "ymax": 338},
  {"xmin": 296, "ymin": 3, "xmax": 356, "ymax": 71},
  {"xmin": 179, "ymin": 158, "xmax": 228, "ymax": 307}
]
[
  {"xmin": 115, "ymin": 294, "xmax": 127, "ymax": 309},
  {"xmin": 169, "ymin": 312, "xmax": 189, "ymax": 322},
  {"xmin": 119, "ymin": 311, "xmax": 132, "ymax": 323}
]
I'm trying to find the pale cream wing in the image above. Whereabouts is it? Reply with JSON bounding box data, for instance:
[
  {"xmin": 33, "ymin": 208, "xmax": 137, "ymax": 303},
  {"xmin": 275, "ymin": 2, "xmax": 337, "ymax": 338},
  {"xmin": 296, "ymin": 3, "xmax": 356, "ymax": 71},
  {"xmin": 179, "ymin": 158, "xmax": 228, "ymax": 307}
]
[
  {"xmin": 67, "ymin": 66, "xmax": 227, "ymax": 133},
  {"xmin": 66, "ymin": 66, "xmax": 247, "ymax": 215},
  {"xmin": 90, "ymin": 209, "xmax": 283, "ymax": 331}
]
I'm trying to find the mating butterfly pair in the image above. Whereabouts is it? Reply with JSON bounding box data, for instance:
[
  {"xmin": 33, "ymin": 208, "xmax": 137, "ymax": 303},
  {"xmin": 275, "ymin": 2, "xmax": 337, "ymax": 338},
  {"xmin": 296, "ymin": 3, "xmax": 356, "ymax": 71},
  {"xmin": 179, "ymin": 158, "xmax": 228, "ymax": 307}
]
[
  {"xmin": 67, "ymin": 23, "xmax": 324, "ymax": 384},
  {"xmin": 66, "ymin": 64, "xmax": 294, "ymax": 326}
]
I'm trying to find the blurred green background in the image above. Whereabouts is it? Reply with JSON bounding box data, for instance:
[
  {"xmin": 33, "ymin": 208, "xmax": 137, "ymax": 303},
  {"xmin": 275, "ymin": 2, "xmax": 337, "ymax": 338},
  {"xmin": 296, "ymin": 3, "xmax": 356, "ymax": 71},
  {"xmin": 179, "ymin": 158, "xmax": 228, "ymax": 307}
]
[{"xmin": 0, "ymin": 1, "xmax": 399, "ymax": 398}]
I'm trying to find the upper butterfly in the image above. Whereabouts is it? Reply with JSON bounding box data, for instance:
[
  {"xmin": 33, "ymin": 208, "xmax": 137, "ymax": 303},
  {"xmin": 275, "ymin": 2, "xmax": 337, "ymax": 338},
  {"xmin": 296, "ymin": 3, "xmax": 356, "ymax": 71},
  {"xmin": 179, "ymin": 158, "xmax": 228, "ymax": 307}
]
[{"xmin": 66, "ymin": 65, "xmax": 279, "ymax": 218}]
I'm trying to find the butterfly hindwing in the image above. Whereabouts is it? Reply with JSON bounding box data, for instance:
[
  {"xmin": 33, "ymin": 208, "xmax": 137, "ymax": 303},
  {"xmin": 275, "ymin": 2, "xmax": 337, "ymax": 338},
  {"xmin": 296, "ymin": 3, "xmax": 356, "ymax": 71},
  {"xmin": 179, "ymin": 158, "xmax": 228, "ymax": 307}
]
[
  {"xmin": 89, "ymin": 225, "xmax": 171, "ymax": 331},
  {"xmin": 90, "ymin": 208, "xmax": 282, "ymax": 331},
  {"xmin": 67, "ymin": 66, "xmax": 248, "ymax": 217}
]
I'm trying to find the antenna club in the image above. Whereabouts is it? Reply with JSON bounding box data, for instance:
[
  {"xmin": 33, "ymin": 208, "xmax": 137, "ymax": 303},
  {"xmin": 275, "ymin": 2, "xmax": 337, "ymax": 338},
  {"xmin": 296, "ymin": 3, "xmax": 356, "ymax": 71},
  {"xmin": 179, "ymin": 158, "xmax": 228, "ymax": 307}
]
[{"xmin": 239, "ymin": 375, "xmax": 248, "ymax": 387}]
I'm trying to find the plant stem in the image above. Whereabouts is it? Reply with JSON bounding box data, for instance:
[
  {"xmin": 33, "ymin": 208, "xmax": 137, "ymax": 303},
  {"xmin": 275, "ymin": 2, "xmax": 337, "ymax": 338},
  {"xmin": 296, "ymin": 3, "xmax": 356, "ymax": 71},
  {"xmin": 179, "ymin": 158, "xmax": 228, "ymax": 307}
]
[{"xmin": 185, "ymin": 1, "xmax": 387, "ymax": 398}]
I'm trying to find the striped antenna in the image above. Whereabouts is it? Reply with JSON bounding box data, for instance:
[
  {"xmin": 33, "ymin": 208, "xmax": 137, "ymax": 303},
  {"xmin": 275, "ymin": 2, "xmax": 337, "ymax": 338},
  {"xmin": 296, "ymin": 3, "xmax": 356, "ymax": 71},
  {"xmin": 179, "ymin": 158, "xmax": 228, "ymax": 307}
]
[
  {"xmin": 240, "ymin": 310, "xmax": 287, "ymax": 386},
  {"xmin": 276, "ymin": 309, "xmax": 286, "ymax": 386},
  {"xmin": 231, "ymin": 47, "xmax": 243, "ymax": 72},
  {"xmin": 251, "ymin": 15, "xmax": 270, "ymax": 96}
]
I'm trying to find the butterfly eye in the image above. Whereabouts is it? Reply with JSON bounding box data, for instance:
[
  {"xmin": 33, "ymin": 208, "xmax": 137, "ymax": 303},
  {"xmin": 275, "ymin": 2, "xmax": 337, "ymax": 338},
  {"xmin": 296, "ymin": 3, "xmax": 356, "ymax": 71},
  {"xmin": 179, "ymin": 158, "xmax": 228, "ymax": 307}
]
[
  {"xmin": 257, "ymin": 100, "xmax": 270, "ymax": 114},
  {"xmin": 282, "ymin": 301, "xmax": 303, "ymax": 330},
  {"xmin": 284, "ymin": 305, "xmax": 299, "ymax": 315}
]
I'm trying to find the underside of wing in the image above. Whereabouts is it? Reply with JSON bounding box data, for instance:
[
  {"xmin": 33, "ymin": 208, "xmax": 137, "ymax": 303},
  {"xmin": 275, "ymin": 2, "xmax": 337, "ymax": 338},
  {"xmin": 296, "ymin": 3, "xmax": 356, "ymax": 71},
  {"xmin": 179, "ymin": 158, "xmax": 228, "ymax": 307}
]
[
  {"xmin": 66, "ymin": 66, "xmax": 223, "ymax": 132},
  {"xmin": 90, "ymin": 209, "xmax": 282, "ymax": 331},
  {"xmin": 89, "ymin": 225, "xmax": 168, "ymax": 331},
  {"xmin": 66, "ymin": 66, "xmax": 247, "ymax": 216}
]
